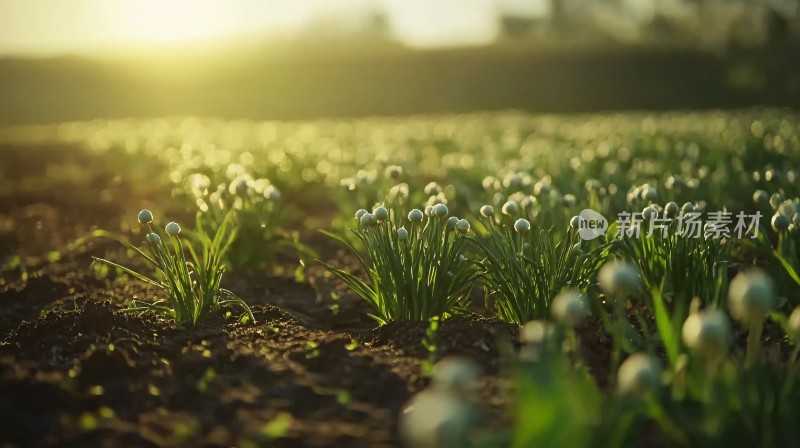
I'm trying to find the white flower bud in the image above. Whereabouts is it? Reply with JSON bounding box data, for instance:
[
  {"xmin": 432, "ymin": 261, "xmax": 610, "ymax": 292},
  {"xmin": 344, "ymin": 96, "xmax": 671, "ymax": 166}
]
[
  {"xmin": 374, "ymin": 206, "xmax": 389, "ymax": 222},
  {"xmin": 146, "ymin": 233, "xmax": 161, "ymax": 246},
  {"xmin": 165, "ymin": 222, "xmax": 181, "ymax": 236},
  {"xmin": 408, "ymin": 209, "xmax": 424, "ymax": 222},
  {"xmin": 432, "ymin": 357, "xmax": 481, "ymax": 393},
  {"xmin": 682, "ymin": 309, "xmax": 731, "ymax": 358},
  {"xmin": 433, "ymin": 203, "xmax": 448, "ymax": 218},
  {"xmin": 585, "ymin": 179, "xmax": 602, "ymax": 192},
  {"xmin": 641, "ymin": 187, "xmax": 658, "ymax": 202},
  {"xmin": 480, "ymin": 205, "xmax": 494, "ymax": 217},
  {"xmin": 233, "ymin": 177, "xmax": 250, "ymax": 197},
  {"xmin": 456, "ymin": 219, "xmax": 470, "ymax": 234},
  {"xmin": 618, "ymin": 353, "xmax": 660, "ymax": 396},
  {"xmin": 397, "ymin": 227, "xmax": 409, "ymax": 241},
  {"xmin": 502, "ymin": 201, "xmax": 519, "ymax": 216},
  {"xmin": 552, "ymin": 289, "xmax": 589, "ymax": 327},
  {"xmin": 138, "ymin": 209, "xmax": 154, "ymax": 224},
  {"xmin": 514, "ymin": 218, "xmax": 531, "ymax": 233},
  {"xmin": 520, "ymin": 320, "xmax": 554, "ymax": 346},
  {"xmin": 446, "ymin": 216, "xmax": 458, "ymax": 231},
  {"xmin": 359, "ymin": 213, "xmax": 376, "ymax": 228},
  {"xmin": 355, "ymin": 209, "xmax": 368, "ymax": 220},
  {"xmin": 264, "ymin": 185, "xmax": 281, "ymax": 201},
  {"xmin": 534, "ymin": 181, "xmax": 551, "ymax": 196},
  {"xmin": 482, "ymin": 176, "xmax": 499, "ymax": 191},
  {"xmin": 728, "ymin": 269, "xmax": 776, "ymax": 323},
  {"xmin": 424, "ymin": 205, "xmax": 434, "ymax": 217},
  {"xmin": 424, "ymin": 182, "xmax": 441, "ymax": 196},
  {"xmin": 771, "ymin": 213, "xmax": 790, "ymax": 232},
  {"xmin": 779, "ymin": 202, "xmax": 797, "ymax": 219},
  {"xmin": 561, "ymin": 194, "xmax": 577, "ymax": 207},
  {"xmin": 385, "ymin": 165, "xmax": 403, "ymax": 179},
  {"xmin": 770, "ymin": 192, "xmax": 783, "ymax": 210},
  {"xmin": 664, "ymin": 202, "xmax": 679, "ymax": 218},
  {"xmin": 388, "ymin": 183, "xmax": 409, "ymax": 204},
  {"xmin": 599, "ymin": 260, "xmax": 641, "ymax": 298},
  {"xmin": 569, "ymin": 215, "xmax": 581, "ymax": 229},
  {"xmin": 642, "ymin": 206, "xmax": 657, "ymax": 221},
  {"xmin": 753, "ymin": 190, "xmax": 769, "ymax": 206},
  {"xmin": 400, "ymin": 388, "xmax": 476, "ymax": 448},
  {"xmin": 789, "ymin": 307, "xmax": 800, "ymax": 340},
  {"xmin": 503, "ymin": 173, "xmax": 522, "ymax": 189},
  {"xmin": 681, "ymin": 202, "xmax": 694, "ymax": 215}
]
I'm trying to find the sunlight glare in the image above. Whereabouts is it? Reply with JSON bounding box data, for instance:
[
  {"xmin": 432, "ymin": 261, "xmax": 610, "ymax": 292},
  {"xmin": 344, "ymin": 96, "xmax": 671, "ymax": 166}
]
[{"xmin": 118, "ymin": 0, "xmax": 233, "ymax": 42}]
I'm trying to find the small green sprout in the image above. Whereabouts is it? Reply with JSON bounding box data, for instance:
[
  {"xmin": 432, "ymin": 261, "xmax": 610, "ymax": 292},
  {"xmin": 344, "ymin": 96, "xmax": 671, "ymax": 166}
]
[
  {"xmin": 92, "ymin": 209, "xmax": 254, "ymax": 327},
  {"xmin": 259, "ymin": 412, "xmax": 293, "ymax": 441}
]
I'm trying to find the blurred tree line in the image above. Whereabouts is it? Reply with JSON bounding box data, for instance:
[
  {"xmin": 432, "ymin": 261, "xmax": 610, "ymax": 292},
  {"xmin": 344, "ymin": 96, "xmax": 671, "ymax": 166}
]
[
  {"xmin": 500, "ymin": 0, "xmax": 799, "ymax": 51},
  {"xmin": 0, "ymin": 0, "xmax": 797, "ymax": 125}
]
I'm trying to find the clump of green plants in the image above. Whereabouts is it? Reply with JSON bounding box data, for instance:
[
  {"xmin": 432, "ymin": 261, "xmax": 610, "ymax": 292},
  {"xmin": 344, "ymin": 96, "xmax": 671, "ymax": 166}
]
[
  {"xmin": 479, "ymin": 269, "xmax": 800, "ymax": 448},
  {"xmin": 471, "ymin": 206, "xmax": 608, "ymax": 324},
  {"xmin": 612, "ymin": 203, "xmax": 732, "ymax": 309},
  {"xmin": 189, "ymin": 173, "xmax": 296, "ymax": 271},
  {"xmin": 92, "ymin": 209, "xmax": 254, "ymax": 327},
  {"xmin": 320, "ymin": 203, "xmax": 478, "ymax": 324}
]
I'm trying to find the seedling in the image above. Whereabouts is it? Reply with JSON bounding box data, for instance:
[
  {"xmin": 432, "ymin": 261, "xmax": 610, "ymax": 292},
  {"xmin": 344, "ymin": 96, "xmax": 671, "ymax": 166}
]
[{"xmin": 92, "ymin": 209, "xmax": 254, "ymax": 327}]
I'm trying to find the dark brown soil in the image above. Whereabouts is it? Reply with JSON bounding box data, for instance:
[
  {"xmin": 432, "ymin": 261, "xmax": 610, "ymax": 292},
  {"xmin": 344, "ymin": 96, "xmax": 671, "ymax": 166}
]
[{"xmin": 0, "ymin": 143, "xmax": 613, "ymax": 447}]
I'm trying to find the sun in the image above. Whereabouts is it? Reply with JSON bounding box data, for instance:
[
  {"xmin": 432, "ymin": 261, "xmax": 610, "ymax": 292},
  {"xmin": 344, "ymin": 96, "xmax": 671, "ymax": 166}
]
[{"xmin": 118, "ymin": 0, "xmax": 230, "ymax": 43}]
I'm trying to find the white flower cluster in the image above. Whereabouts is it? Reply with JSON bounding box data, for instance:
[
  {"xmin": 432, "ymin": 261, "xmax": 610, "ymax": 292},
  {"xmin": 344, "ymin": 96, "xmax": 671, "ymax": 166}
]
[
  {"xmin": 137, "ymin": 209, "xmax": 181, "ymax": 245},
  {"xmin": 355, "ymin": 203, "xmax": 471, "ymax": 235},
  {"xmin": 228, "ymin": 174, "xmax": 282, "ymax": 202}
]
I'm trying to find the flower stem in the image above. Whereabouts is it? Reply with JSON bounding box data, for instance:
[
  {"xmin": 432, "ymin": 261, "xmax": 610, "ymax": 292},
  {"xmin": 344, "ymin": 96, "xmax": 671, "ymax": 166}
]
[{"xmin": 745, "ymin": 317, "xmax": 764, "ymax": 368}]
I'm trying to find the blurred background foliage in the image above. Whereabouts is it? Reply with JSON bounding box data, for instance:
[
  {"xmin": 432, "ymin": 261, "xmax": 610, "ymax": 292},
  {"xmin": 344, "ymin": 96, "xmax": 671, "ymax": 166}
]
[{"xmin": 0, "ymin": 0, "xmax": 798, "ymax": 125}]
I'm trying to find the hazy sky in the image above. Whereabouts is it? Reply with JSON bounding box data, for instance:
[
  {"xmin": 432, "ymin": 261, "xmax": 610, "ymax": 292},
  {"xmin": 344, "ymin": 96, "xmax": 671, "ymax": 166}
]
[{"xmin": 0, "ymin": 0, "xmax": 551, "ymax": 55}]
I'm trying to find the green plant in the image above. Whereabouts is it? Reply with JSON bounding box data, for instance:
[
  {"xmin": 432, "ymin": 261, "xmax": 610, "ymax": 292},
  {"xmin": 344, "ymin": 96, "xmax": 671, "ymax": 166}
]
[
  {"xmin": 498, "ymin": 275, "xmax": 800, "ymax": 448},
  {"xmin": 421, "ymin": 316, "xmax": 441, "ymax": 377},
  {"xmin": 92, "ymin": 209, "xmax": 254, "ymax": 327},
  {"xmin": 190, "ymin": 174, "xmax": 313, "ymax": 272},
  {"xmin": 611, "ymin": 209, "xmax": 731, "ymax": 309},
  {"xmin": 506, "ymin": 317, "xmax": 678, "ymax": 448},
  {"xmin": 320, "ymin": 204, "xmax": 478, "ymax": 324},
  {"xmin": 472, "ymin": 211, "xmax": 608, "ymax": 324}
]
